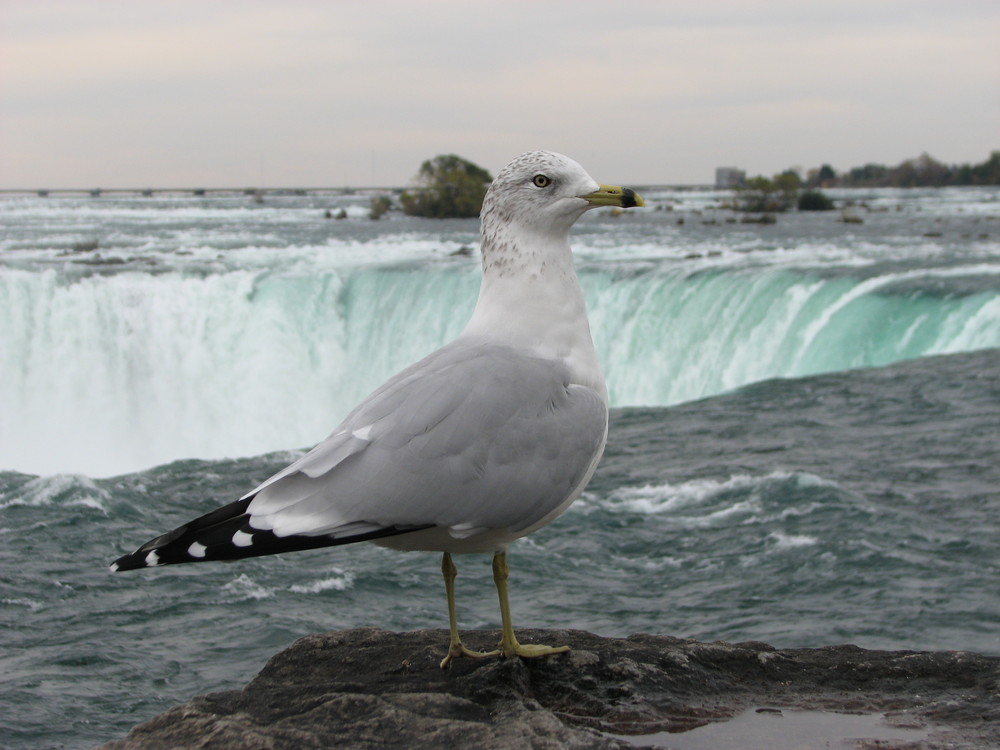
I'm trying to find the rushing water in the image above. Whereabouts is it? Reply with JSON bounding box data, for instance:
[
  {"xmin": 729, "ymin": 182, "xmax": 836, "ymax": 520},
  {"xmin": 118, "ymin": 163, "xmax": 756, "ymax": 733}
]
[
  {"xmin": 0, "ymin": 186, "xmax": 998, "ymax": 748},
  {"xmin": 1, "ymin": 187, "xmax": 998, "ymax": 477}
]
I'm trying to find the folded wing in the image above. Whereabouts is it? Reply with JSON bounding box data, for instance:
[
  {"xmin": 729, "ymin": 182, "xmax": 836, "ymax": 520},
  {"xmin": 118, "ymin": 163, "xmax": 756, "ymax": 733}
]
[{"xmin": 111, "ymin": 338, "xmax": 607, "ymax": 570}]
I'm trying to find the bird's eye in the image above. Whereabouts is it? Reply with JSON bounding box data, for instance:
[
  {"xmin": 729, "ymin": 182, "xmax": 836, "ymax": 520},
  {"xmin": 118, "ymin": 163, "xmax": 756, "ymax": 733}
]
[{"xmin": 532, "ymin": 174, "xmax": 551, "ymax": 188}]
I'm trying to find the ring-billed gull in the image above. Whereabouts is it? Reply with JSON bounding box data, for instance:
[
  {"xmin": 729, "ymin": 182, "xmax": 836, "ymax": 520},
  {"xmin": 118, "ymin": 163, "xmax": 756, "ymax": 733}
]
[{"xmin": 110, "ymin": 151, "xmax": 644, "ymax": 667}]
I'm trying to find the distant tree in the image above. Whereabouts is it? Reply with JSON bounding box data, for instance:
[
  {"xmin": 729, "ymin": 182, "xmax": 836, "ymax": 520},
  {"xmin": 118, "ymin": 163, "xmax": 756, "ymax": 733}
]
[
  {"xmin": 399, "ymin": 154, "xmax": 493, "ymax": 218},
  {"xmin": 797, "ymin": 189, "xmax": 835, "ymax": 211},
  {"xmin": 960, "ymin": 150, "xmax": 1000, "ymax": 185},
  {"xmin": 894, "ymin": 153, "xmax": 950, "ymax": 187},
  {"xmin": 735, "ymin": 176, "xmax": 780, "ymax": 212},
  {"xmin": 735, "ymin": 171, "xmax": 799, "ymax": 212},
  {"xmin": 798, "ymin": 151, "xmax": 999, "ymax": 189},
  {"xmin": 846, "ymin": 163, "xmax": 890, "ymax": 186},
  {"xmin": 774, "ymin": 170, "xmax": 802, "ymax": 205},
  {"xmin": 369, "ymin": 194, "xmax": 393, "ymax": 220},
  {"xmin": 835, "ymin": 151, "xmax": 1000, "ymax": 187}
]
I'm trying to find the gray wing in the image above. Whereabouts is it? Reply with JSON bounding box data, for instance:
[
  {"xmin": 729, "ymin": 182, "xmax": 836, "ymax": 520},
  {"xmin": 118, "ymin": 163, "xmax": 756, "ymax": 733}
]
[{"xmin": 242, "ymin": 338, "xmax": 608, "ymax": 539}]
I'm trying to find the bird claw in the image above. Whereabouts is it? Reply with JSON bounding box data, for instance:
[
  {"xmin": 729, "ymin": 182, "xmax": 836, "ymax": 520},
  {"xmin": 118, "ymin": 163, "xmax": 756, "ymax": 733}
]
[
  {"xmin": 500, "ymin": 640, "xmax": 571, "ymax": 659},
  {"xmin": 439, "ymin": 642, "xmax": 500, "ymax": 669},
  {"xmin": 439, "ymin": 639, "xmax": 569, "ymax": 668}
]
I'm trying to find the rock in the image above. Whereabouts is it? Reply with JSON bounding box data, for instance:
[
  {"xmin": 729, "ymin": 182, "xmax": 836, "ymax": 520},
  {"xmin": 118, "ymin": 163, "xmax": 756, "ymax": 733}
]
[
  {"xmin": 100, "ymin": 628, "xmax": 999, "ymax": 749},
  {"xmin": 740, "ymin": 213, "xmax": 777, "ymax": 225},
  {"xmin": 71, "ymin": 240, "xmax": 100, "ymax": 253}
]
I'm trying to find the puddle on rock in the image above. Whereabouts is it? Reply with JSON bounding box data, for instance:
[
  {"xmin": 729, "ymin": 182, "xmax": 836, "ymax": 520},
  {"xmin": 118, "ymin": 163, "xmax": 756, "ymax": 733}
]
[{"xmin": 612, "ymin": 708, "xmax": 932, "ymax": 750}]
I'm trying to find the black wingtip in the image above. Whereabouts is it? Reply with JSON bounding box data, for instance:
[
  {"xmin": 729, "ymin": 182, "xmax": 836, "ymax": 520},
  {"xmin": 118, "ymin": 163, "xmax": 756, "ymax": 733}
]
[
  {"xmin": 109, "ymin": 550, "xmax": 157, "ymax": 572},
  {"xmin": 109, "ymin": 497, "xmax": 256, "ymax": 572},
  {"xmin": 109, "ymin": 494, "xmax": 436, "ymax": 572}
]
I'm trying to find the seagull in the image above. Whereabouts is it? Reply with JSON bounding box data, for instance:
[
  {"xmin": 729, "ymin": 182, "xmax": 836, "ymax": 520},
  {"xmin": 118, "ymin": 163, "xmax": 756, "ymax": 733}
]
[{"xmin": 110, "ymin": 151, "xmax": 643, "ymax": 667}]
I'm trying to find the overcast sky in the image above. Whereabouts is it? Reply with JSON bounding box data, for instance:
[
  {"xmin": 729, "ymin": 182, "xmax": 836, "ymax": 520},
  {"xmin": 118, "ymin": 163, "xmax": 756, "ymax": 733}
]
[{"xmin": 2, "ymin": 0, "xmax": 998, "ymax": 188}]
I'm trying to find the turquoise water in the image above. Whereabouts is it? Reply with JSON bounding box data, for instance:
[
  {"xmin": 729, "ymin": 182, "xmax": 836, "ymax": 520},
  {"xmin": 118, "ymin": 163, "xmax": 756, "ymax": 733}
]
[
  {"xmin": 0, "ymin": 187, "xmax": 998, "ymax": 748},
  {"xmin": 1, "ymin": 187, "xmax": 998, "ymax": 477}
]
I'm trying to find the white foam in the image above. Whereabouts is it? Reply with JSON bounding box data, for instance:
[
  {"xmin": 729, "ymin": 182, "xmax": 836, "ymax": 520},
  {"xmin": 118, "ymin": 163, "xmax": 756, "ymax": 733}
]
[
  {"xmin": 289, "ymin": 569, "xmax": 355, "ymax": 594},
  {"xmin": 0, "ymin": 599, "xmax": 44, "ymax": 612},
  {"xmin": 0, "ymin": 474, "xmax": 109, "ymax": 511},
  {"xmin": 768, "ymin": 531, "xmax": 819, "ymax": 550},
  {"xmin": 222, "ymin": 573, "xmax": 274, "ymax": 601},
  {"xmin": 611, "ymin": 553, "xmax": 683, "ymax": 572},
  {"xmin": 590, "ymin": 472, "xmax": 845, "ymax": 530},
  {"xmin": 1, "ymin": 597, "xmax": 43, "ymax": 611},
  {"xmin": 675, "ymin": 498, "xmax": 763, "ymax": 529},
  {"xmin": 600, "ymin": 473, "xmax": 791, "ymax": 515},
  {"xmin": 67, "ymin": 496, "xmax": 108, "ymax": 512},
  {"xmin": 792, "ymin": 473, "xmax": 839, "ymax": 490}
]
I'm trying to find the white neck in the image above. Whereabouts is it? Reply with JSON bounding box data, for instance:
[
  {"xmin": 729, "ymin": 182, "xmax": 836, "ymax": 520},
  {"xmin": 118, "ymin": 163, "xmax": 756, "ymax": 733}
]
[{"xmin": 461, "ymin": 217, "xmax": 607, "ymax": 402}]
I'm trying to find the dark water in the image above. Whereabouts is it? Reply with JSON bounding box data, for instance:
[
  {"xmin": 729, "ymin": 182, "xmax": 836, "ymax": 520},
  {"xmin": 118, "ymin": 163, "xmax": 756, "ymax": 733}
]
[
  {"xmin": 2, "ymin": 348, "xmax": 998, "ymax": 749},
  {"xmin": 1, "ymin": 186, "xmax": 998, "ymax": 746}
]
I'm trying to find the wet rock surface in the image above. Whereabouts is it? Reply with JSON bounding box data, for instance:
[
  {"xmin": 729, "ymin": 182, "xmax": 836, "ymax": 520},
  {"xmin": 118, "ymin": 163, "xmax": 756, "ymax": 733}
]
[{"xmin": 101, "ymin": 628, "xmax": 999, "ymax": 749}]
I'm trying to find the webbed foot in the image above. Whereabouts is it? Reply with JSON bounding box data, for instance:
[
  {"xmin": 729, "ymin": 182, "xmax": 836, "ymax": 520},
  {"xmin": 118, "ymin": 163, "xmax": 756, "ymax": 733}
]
[
  {"xmin": 439, "ymin": 642, "xmax": 500, "ymax": 669},
  {"xmin": 498, "ymin": 637, "xmax": 570, "ymax": 660}
]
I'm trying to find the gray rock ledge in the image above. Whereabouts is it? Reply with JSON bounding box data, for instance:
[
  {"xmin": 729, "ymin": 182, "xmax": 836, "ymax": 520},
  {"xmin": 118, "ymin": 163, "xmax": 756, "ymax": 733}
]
[{"xmin": 100, "ymin": 628, "xmax": 999, "ymax": 749}]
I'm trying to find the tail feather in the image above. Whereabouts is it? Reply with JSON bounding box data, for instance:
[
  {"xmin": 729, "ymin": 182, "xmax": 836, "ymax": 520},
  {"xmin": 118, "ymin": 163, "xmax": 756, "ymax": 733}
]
[{"xmin": 110, "ymin": 496, "xmax": 429, "ymax": 572}]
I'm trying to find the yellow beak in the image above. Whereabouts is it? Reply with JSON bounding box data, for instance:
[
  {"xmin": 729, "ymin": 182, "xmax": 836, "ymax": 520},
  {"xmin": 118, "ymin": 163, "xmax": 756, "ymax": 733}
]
[{"xmin": 582, "ymin": 183, "xmax": 644, "ymax": 209}]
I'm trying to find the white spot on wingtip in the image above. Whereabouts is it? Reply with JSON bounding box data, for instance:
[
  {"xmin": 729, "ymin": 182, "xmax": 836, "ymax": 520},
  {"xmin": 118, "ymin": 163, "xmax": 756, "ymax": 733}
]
[
  {"xmin": 109, "ymin": 562, "xmax": 119, "ymax": 572},
  {"xmin": 233, "ymin": 530, "xmax": 254, "ymax": 547},
  {"xmin": 188, "ymin": 541, "xmax": 207, "ymax": 558},
  {"xmin": 351, "ymin": 424, "xmax": 373, "ymax": 440},
  {"xmin": 145, "ymin": 551, "xmax": 160, "ymax": 567}
]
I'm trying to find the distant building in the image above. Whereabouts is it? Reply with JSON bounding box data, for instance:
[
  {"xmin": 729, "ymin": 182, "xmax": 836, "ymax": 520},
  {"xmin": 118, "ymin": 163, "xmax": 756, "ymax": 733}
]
[{"xmin": 715, "ymin": 167, "xmax": 746, "ymax": 189}]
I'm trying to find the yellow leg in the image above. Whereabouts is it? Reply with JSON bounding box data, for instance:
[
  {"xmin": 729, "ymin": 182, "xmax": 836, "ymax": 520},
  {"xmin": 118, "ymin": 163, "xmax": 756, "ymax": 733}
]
[
  {"xmin": 439, "ymin": 552, "xmax": 499, "ymax": 668},
  {"xmin": 492, "ymin": 551, "xmax": 570, "ymax": 659}
]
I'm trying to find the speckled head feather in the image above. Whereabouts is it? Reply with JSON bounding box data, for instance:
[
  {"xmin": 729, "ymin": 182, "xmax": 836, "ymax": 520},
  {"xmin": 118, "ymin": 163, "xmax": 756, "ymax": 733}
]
[
  {"xmin": 461, "ymin": 150, "xmax": 641, "ymax": 400},
  {"xmin": 480, "ymin": 151, "xmax": 601, "ymax": 266}
]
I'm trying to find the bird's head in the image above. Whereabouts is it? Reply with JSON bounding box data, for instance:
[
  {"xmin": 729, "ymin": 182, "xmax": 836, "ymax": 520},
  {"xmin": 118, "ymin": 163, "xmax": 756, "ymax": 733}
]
[{"xmin": 481, "ymin": 151, "xmax": 643, "ymax": 238}]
